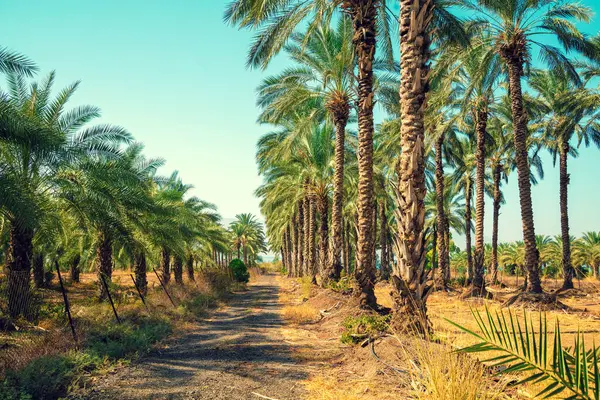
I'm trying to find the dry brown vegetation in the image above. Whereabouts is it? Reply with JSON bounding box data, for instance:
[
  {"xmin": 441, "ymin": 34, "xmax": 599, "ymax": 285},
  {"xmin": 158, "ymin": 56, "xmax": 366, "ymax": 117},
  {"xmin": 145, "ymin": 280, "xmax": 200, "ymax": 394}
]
[
  {"xmin": 0, "ymin": 269, "xmax": 230, "ymax": 381},
  {"xmin": 276, "ymin": 272, "xmax": 600, "ymax": 400}
]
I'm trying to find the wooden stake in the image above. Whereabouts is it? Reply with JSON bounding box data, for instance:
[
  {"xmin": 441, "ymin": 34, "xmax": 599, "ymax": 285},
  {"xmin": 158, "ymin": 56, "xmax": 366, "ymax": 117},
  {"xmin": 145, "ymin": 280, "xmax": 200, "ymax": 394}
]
[
  {"xmin": 55, "ymin": 260, "xmax": 78, "ymax": 348},
  {"xmin": 130, "ymin": 274, "xmax": 150, "ymax": 314},
  {"xmin": 100, "ymin": 274, "xmax": 121, "ymax": 324},
  {"xmin": 153, "ymin": 267, "xmax": 176, "ymax": 308}
]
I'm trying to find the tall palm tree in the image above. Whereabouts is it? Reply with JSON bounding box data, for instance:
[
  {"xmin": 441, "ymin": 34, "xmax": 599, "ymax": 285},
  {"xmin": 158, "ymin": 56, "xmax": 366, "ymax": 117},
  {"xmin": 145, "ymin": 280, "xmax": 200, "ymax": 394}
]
[
  {"xmin": 530, "ymin": 69, "xmax": 600, "ymax": 289},
  {"xmin": 466, "ymin": 0, "xmax": 597, "ymax": 295},
  {"xmin": 453, "ymin": 38, "xmax": 502, "ymax": 297},
  {"xmin": 573, "ymin": 232, "xmax": 600, "ymax": 279},
  {"xmin": 256, "ymin": 18, "xmax": 355, "ymax": 282}
]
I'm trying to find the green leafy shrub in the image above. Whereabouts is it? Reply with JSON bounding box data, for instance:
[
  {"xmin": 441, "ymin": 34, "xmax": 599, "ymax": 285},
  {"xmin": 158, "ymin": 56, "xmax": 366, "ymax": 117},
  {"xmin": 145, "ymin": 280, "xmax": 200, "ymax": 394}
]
[
  {"xmin": 85, "ymin": 318, "xmax": 171, "ymax": 359},
  {"xmin": 341, "ymin": 314, "xmax": 390, "ymax": 344},
  {"xmin": 327, "ymin": 276, "xmax": 353, "ymax": 294},
  {"xmin": 229, "ymin": 259, "xmax": 250, "ymax": 283}
]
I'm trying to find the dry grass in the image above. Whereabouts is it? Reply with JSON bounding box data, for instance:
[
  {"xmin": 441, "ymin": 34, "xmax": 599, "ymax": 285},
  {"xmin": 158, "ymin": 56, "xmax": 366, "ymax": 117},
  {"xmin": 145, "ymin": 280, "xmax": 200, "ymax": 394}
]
[
  {"xmin": 281, "ymin": 304, "xmax": 320, "ymax": 324},
  {"xmin": 401, "ymin": 338, "xmax": 509, "ymax": 400}
]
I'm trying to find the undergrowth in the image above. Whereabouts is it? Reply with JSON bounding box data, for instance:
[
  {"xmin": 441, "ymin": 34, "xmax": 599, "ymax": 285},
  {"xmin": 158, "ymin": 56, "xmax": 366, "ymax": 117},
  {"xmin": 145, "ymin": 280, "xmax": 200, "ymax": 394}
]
[
  {"xmin": 341, "ymin": 314, "xmax": 391, "ymax": 344},
  {"xmin": 0, "ymin": 268, "xmax": 235, "ymax": 400}
]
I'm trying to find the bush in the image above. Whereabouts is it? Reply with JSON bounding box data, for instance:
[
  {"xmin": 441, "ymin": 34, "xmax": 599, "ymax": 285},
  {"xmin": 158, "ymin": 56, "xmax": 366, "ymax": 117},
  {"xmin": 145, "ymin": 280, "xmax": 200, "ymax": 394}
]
[
  {"xmin": 229, "ymin": 259, "xmax": 250, "ymax": 283},
  {"xmin": 341, "ymin": 314, "xmax": 390, "ymax": 344}
]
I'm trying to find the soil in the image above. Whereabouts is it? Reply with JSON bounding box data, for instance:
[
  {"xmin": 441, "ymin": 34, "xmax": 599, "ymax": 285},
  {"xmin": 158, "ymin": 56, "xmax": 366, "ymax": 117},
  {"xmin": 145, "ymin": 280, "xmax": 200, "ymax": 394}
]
[{"xmin": 71, "ymin": 273, "xmax": 309, "ymax": 400}]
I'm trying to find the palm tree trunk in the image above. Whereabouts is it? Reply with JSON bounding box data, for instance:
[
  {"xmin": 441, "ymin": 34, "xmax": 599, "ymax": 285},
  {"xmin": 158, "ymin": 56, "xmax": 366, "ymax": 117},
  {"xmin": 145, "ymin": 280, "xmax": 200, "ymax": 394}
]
[
  {"xmin": 6, "ymin": 222, "xmax": 34, "ymax": 318},
  {"xmin": 503, "ymin": 56, "xmax": 542, "ymax": 294},
  {"xmin": 434, "ymin": 133, "xmax": 449, "ymax": 287},
  {"xmin": 308, "ymin": 196, "xmax": 317, "ymax": 284},
  {"xmin": 465, "ymin": 180, "xmax": 473, "ymax": 284},
  {"xmin": 302, "ymin": 197, "xmax": 310, "ymax": 277},
  {"xmin": 380, "ymin": 202, "xmax": 389, "ymax": 280},
  {"xmin": 329, "ymin": 94, "xmax": 350, "ymax": 281},
  {"xmin": 318, "ymin": 195, "xmax": 329, "ymax": 286},
  {"xmin": 174, "ymin": 255, "xmax": 183, "ymax": 285},
  {"xmin": 343, "ymin": 221, "xmax": 350, "ymax": 276},
  {"xmin": 243, "ymin": 246, "xmax": 248, "ymax": 267},
  {"xmin": 559, "ymin": 144, "xmax": 574, "ymax": 289},
  {"xmin": 97, "ymin": 230, "xmax": 113, "ymax": 300},
  {"xmin": 297, "ymin": 203, "xmax": 304, "ymax": 277},
  {"xmin": 372, "ymin": 199, "xmax": 378, "ymax": 275},
  {"xmin": 187, "ymin": 255, "xmax": 195, "ymax": 282},
  {"xmin": 286, "ymin": 225, "xmax": 293, "ymax": 277},
  {"xmin": 343, "ymin": 0, "xmax": 378, "ymax": 309},
  {"xmin": 70, "ymin": 254, "xmax": 81, "ymax": 283},
  {"xmin": 134, "ymin": 250, "xmax": 148, "ymax": 296},
  {"xmin": 33, "ymin": 253, "xmax": 45, "ymax": 288},
  {"xmin": 392, "ymin": 0, "xmax": 433, "ymax": 335},
  {"xmin": 491, "ymin": 164, "xmax": 502, "ymax": 284},
  {"xmin": 237, "ymin": 244, "xmax": 241, "ymax": 260},
  {"xmin": 472, "ymin": 107, "xmax": 488, "ymax": 296},
  {"xmin": 161, "ymin": 247, "xmax": 171, "ymax": 285}
]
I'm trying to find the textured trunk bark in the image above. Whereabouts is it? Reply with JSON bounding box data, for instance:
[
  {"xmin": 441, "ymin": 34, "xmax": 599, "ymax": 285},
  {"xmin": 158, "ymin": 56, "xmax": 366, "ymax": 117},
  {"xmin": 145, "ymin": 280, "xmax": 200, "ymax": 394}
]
[
  {"xmin": 559, "ymin": 145, "xmax": 574, "ymax": 289},
  {"xmin": 161, "ymin": 248, "xmax": 171, "ymax": 285},
  {"xmin": 343, "ymin": 221, "xmax": 350, "ymax": 276},
  {"xmin": 97, "ymin": 230, "xmax": 113, "ymax": 300},
  {"xmin": 372, "ymin": 199, "xmax": 378, "ymax": 276},
  {"xmin": 187, "ymin": 255, "xmax": 195, "ymax": 282},
  {"xmin": 297, "ymin": 203, "xmax": 305, "ymax": 277},
  {"xmin": 379, "ymin": 202, "xmax": 389, "ymax": 280},
  {"xmin": 472, "ymin": 107, "xmax": 488, "ymax": 296},
  {"xmin": 33, "ymin": 253, "xmax": 44, "ymax": 288},
  {"xmin": 434, "ymin": 133, "xmax": 449, "ymax": 287},
  {"xmin": 282, "ymin": 230, "xmax": 288, "ymax": 275},
  {"xmin": 392, "ymin": 0, "xmax": 433, "ymax": 335},
  {"xmin": 174, "ymin": 255, "xmax": 183, "ymax": 285},
  {"xmin": 70, "ymin": 254, "xmax": 81, "ymax": 283},
  {"xmin": 302, "ymin": 197, "xmax": 310, "ymax": 277},
  {"xmin": 329, "ymin": 95, "xmax": 350, "ymax": 281},
  {"xmin": 134, "ymin": 250, "xmax": 148, "ymax": 296},
  {"xmin": 243, "ymin": 246, "xmax": 248, "ymax": 267},
  {"xmin": 491, "ymin": 164, "xmax": 502, "ymax": 284},
  {"xmin": 343, "ymin": 0, "xmax": 378, "ymax": 308},
  {"xmin": 6, "ymin": 222, "xmax": 34, "ymax": 318},
  {"xmin": 292, "ymin": 212, "xmax": 299, "ymax": 277},
  {"xmin": 505, "ymin": 59, "xmax": 542, "ymax": 293},
  {"xmin": 286, "ymin": 225, "xmax": 293, "ymax": 277},
  {"xmin": 465, "ymin": 180, "xmax": 473, "ymax": 283},
  {"xmin": 237, "ymin": 244, "xmax": 241, "ymax": 260},
  {"xmin": 318, "ymin": 195, "xmax": 329, "ymax": 286},
  {"xmin": 308, "ymin": 197, "xmax": 317, "ymax": 284}
]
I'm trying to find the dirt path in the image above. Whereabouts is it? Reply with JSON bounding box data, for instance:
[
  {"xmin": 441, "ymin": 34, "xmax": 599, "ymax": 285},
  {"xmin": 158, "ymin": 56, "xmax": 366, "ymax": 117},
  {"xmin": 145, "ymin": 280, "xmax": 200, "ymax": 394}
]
[{"xmin": 75, "ymin": 273, "xmax": 309, "ymax": 400}]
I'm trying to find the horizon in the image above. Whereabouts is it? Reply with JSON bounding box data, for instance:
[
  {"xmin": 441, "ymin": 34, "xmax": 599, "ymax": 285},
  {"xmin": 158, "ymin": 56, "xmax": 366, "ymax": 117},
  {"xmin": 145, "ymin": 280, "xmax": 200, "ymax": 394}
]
[{"xmin": 2, "ymin": 0, "xmax": 600, "ymax": 250}]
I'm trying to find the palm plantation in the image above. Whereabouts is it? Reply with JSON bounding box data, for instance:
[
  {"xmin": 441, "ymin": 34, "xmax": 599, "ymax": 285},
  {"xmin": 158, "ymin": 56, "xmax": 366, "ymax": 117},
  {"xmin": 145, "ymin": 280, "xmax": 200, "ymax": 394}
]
[{"xmin": 1, "ymin": 0, "xmax": 600, "ymax": 397}]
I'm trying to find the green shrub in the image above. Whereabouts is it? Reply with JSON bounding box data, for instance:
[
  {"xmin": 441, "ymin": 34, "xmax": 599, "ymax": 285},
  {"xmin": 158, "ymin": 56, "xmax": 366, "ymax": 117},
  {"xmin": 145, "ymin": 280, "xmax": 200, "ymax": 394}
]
[
  {"xmin": 341, "ymin": 314, "xmax": 391, "ymax": 344},
  {"xmin": 85, "ymin": 318, "xmax": 171, "ymax": 359},
  {"xmin": 229, "ymin": 259, "xmax": 250, "ymax": 283},
  {"xmin": 326, "ymin": 276, "xmax": 353, "ymax": 294},
  {"xmin": 178, "ymin": 293, "xmax": 217, "ymax": 317}
]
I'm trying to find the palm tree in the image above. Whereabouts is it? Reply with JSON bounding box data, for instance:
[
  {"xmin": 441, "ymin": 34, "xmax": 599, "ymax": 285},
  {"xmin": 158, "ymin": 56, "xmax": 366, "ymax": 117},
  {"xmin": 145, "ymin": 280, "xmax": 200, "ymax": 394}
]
[
  {"xmin": 530, "ymin": 69, "xmax": 600, "ymax": 289},
  {"xmin": 256, "ymin": 19, "xmax": 355, "ymax": 282},
  {"xmin": 453, "ymin": 38, "xmax": 502, "ymax": 297},
  {"xmin": 1, "ymin": 72, "xmax": 131, "ymax": 308},
  {"xmin": 230, "ymin": 213, "xmax": 265, "ymax": 266},
  {"xmin": 573, "ymin": 232, "xmax": 600, "ymax": 279},
  {"xmin": 466, "ymin": 0, "xmax": 597, "ymax": 295}
]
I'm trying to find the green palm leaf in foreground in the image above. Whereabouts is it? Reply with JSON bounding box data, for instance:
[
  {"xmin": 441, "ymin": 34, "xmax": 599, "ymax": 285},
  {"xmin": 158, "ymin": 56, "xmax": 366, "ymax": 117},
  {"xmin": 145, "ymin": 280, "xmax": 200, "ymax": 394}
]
[{"xmin": 447, "ymin": 307, "xmax": 600, "ymax": 399}]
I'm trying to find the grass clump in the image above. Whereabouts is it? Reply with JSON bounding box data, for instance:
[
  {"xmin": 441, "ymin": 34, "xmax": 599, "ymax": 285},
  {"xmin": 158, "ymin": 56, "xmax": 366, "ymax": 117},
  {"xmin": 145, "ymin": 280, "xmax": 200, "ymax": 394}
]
[
  {"xmin": 341, "ymin": 314, "xmax": 390, "ymax": 344},
  {"xmin": 282, "ymin": 304, "xmax": 320, "ymax": 324},
  {"xmin": 299, "ymin": 276, "xmax": 313, "ymax": 300},
  {"xmin": 85, "ymin": 317, "xmax": 171, "ymax": 360},
  {"xmin": 326, "ymin": 276, "xmax": 353, "ymax": 294}
]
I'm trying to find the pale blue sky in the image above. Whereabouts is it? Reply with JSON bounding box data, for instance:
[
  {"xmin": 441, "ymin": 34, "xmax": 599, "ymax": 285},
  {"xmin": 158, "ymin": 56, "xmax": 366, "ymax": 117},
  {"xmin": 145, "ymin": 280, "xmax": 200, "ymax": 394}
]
[{"xmin": 1, "ymin": 1, "xmax": 599, "ymax": 249}]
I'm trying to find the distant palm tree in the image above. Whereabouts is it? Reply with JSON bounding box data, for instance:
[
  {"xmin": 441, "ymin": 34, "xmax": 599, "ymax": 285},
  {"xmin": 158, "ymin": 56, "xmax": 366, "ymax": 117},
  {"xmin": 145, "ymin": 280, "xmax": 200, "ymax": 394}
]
[
  {"xmin": 573, "ymin": 232, "xmax": 600, "ymax": 279},
  {"xmin": 466, "ymin": 0, "xmax": 598, "ymax": 295},
  {"xmin": 530, "ymin": 69, "xmax": 600, "ymax": 289}
]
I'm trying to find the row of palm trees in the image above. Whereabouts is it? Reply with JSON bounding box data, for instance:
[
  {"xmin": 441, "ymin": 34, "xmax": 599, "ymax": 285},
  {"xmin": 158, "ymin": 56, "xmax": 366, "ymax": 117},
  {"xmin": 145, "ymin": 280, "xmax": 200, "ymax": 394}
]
[
  {"xmin": 451, "ymin": 232, "xmax": 600, "ymax": 282},
  {"xmin": 227, "ymin": 0, "xmax": 600, "ymax": 334},
  {"xmin": 0, "ymin": 48, "xmax": 265, "ymax": 318}
]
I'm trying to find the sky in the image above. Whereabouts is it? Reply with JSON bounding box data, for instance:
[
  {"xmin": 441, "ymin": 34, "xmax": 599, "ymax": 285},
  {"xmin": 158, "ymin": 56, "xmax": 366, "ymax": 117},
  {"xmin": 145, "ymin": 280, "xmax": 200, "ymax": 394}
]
[{"xmin": 1, "ymin": 0, "xmax": 599, "ymax": 250}]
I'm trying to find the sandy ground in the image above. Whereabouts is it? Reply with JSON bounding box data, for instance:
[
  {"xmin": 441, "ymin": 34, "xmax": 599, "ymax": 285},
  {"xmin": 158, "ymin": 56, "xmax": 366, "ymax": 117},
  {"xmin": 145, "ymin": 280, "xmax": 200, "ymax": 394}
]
[{"xmin": 71, "ymin": 273, "xmax": 309, "ymax": 400}]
